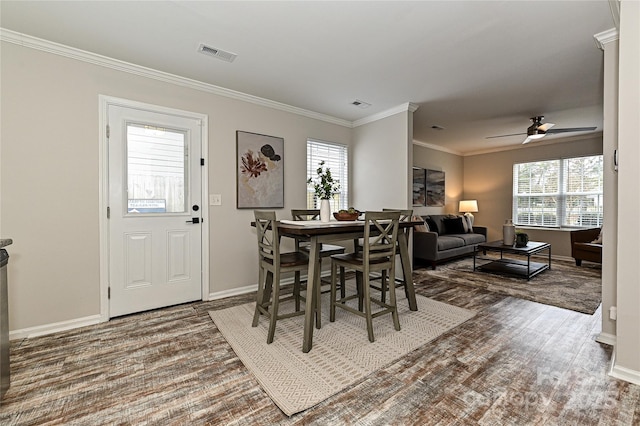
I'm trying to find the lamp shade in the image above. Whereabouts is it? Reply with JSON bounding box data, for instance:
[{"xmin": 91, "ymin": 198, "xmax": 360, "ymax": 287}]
[{"xmin": 459, "ymin": 200, "xmax": 478, "ymax": 213}]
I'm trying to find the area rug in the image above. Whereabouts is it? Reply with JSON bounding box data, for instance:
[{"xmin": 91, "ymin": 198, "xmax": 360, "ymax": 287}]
[
  {"xmin": 415, "ymin": 257, "xmax": 601, "ymax": 314},
  {"xmin": 208, "ymin": 291, "xmax": 474, "ymax": 416}
]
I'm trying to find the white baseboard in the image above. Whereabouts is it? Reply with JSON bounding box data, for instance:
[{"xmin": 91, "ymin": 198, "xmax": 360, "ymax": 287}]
[
  {"xmin": 208, "ymin": 271, "xmax": 336, "ymax": 301},
  {"xmin": 595, "ymin": 332, "xmax": 616, "ymax": 346},
  {"xmin": 552, "ymin": 254, "xmax": 574, "ymax": 263},
  {"xmin": 610, "ymin": 364, "xmax": 640, "ymax": 386},
  {"xmin": 10, "ymin": 314, "xmax": 103, "ymax": 340},
  {"xmin": 209, "ymin": 283, "xmax": 258, "ymax": 300}
]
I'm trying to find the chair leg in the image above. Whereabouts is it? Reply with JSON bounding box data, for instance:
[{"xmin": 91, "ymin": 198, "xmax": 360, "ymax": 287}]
[
  {"xmin": 267, "ymin": 271, "xmax": 280, "ymax": 344},
  {"xmin": 294, "ymin": 271, "xmax": 301, "ymax": 312},
  {"xmin": 252, "ymin": 266, "xmax": 266, "ymax": 327},
  {"xmin": 315, "ymin": 257, "xmax": 322, "ymax": 329},
  {"xmin": 388, "ymin": 268, "xmax": 401, "ymax": 331},
  {"xmin": 381, "ymin": 271, "xmax": 387, "ymax": 303},
  {"xmin": 330, "ymin": 261, "xmax": 337, "ymax": 322},
  {"xmin": 575, "ymin": 259, "xmax": 582, "ymax": 266},
  {"xmin": 363, "ymin": 275, "xmax": 375, "ymax": 342},
  {"xmin": 356, "ymin": 272, "xmax": 364, "ymax": 312},
  {"xmin": 340, "ymin": 266, "xmax": 346, "ymax": 299}
]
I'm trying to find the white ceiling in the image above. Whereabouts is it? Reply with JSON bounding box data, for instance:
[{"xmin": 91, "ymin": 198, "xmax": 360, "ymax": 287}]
[{"xmin": 0, "ymin": 1, "xmax": 614, "ymax": 154}]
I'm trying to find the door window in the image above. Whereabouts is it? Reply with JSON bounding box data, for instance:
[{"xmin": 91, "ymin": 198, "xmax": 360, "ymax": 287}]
[{"xmin": 126, "ymin": 123, "xmax": 188, "ymax": 214}]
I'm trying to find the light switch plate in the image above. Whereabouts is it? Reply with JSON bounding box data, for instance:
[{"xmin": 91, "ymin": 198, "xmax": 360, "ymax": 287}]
[{"xmin": 210, "ymin": 194, "xmax": 222, "ymax": 205}]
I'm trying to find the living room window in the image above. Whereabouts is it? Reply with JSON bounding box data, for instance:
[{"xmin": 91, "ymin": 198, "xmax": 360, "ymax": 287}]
[
  {"xmin": 307, "ymin": 139, "xmax": 348, "ymax": 210},
  {"xmin": 513, "ymin": 155, "xmax": 603, "ymax": 228}
]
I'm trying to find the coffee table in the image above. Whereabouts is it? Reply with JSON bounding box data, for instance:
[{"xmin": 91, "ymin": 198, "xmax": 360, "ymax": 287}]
[{"xmin": 474, "ymin": 240, "xmax": 551, "ymax": 280}]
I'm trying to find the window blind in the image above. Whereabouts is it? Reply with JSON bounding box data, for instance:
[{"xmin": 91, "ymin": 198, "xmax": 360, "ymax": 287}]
[
  {"xmin": 513, "ymin": 160, "xmax": 560, "ymax": 227},
  {"xmin": 513, "ymin": 155, "xmax": 603, "ymax": 228},
  {"xmin": 562, "ymin": 155, "xmax": 603, "ymax": 227},
  {"xmin": 307, "ymin": 139, "xmax": 348, "ymax": 211}
]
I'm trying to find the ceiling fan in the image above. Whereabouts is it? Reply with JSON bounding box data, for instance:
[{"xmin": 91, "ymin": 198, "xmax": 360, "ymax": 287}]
[{"xmin": 487, "ymin": 116, "xmax": 597, "ymax": 144}]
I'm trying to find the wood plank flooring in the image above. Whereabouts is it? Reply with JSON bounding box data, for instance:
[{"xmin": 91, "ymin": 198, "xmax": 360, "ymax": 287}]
[{"xmin": 1, "ymin": 272, "xmax": 639, "ymax": 425}]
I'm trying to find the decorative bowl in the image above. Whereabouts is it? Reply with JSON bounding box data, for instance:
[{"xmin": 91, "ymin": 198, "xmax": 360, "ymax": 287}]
[{"xmin": 333, "ymin": 211, "xmax": 360, "ymax": 221}]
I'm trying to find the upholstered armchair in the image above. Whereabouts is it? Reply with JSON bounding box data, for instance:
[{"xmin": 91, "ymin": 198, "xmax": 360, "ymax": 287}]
[{"xmin": 570, "ymin": 228, "xmax": 602, "ymax": 266}]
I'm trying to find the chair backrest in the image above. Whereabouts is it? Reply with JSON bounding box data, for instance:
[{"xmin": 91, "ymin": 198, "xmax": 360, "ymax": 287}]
[
  {"xmin": 291, "ymin": 209, "xmax": 320, "ymax": 221},
  {"xmin": 383, "ymin": 208, "xmax": 413, "ymax": 239},
  {"xmin": 383, "ymin": 208, "xmax": 413, "ymax": 222},
  {"xmin": 363, "ymin": 211, "xmax": 401, "ymax": 263},
  {"xmin": 254, "ymin": 210, "xmax": 280, "ymax": 265}
]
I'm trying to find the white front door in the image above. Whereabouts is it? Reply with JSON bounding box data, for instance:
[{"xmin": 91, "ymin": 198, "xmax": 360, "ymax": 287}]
[{"xmin": 107, "ymin": 103, "xmax": 203, "ymax": 317}]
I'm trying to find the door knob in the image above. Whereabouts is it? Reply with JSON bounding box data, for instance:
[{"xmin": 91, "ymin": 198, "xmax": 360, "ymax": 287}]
[{"xmin": 186, "ymin": 218, "xmax": 200, "ymax": 224}]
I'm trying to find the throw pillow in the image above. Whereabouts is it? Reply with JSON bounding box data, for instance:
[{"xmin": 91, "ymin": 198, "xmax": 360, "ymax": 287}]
[
  {"xmin": 458, "ymin": 214, "xmax": 470, "ymax": 233},
  {"xmin": 464, "ymin": 213, "xmax": 474, "ymax": 231},
  {"xmin": 592, "ymin": 230, "xmax": 603, "ymax": 244},
  {"xmin": 412, "ymin": 215, "xmax": 428, "ymax": 232},
  {"xmin": 425, "ymin": 217, "xmax": 439, "ymax": 235},
  {"xmin": 443, "ymin": 217, "xmax": 466, "ymax": 234}
]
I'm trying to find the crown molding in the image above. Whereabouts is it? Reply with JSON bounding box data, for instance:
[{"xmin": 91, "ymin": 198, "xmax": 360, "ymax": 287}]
[
  {"xmin": 594, "ymin": 28, "xmax": 619, "ymax": 50},
  {"xmin": 0, "ymin": 28, "xmax": 352, "ymax": 128},
  {"xmin": 352, "ymin": 102, "xmax": 420, "ymax": 128},
  {"xmin": 412, "ymin": 140, "xmax": 462, "ymax": 156}
]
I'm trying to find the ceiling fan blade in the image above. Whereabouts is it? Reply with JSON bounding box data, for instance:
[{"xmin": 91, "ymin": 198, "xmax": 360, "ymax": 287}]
[
  {"xmin": 522, "ymin": 133, "xmax": 548, "ymax": 144},
  {"xmin": 538, "ymin": 122, "xmax": 555, "ymax": 132},
  {"xmin": 485, "ymin": 132, "xmax": 526, "ymax": 139},
  {"xmin": 522, "ymin": 136, "xmax": 535, "ymax": 144},
  {"xmin": 546, "ymin": 126, "xmax": 597, "ymax": 134}
]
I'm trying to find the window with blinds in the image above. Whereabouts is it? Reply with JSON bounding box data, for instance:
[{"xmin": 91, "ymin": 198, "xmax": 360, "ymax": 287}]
[
  {"xmin": 562, "ymin": 155, "xmax": 603, "ymax": 227},
  {"xmin": 513, "ymin": 155, "xmax": 603, "ymax": 228},
  {"xmin": 307, "ymin": 139, "xmax": 348, "ymax": 211}
]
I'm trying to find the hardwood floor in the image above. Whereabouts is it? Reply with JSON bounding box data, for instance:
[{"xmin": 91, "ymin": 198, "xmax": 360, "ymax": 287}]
[{"xmin": 2, "ymin": 273, "xmax": 639, "ymax": 425}]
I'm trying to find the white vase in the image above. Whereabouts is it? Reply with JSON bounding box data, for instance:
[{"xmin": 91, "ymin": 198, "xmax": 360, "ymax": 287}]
[
  {"xmin": 320, "ymin": 199, "xmax": 331, "ymax": 223},
  {"xmin": 503, "ymin": 219, "xmax": 515, "ymax": 245}
]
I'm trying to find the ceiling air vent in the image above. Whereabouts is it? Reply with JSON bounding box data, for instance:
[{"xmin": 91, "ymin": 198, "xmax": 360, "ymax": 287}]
[
  {"xmin": 351, "ymin": 99, "xmax": 371, "ymax": 109},
  {"xmin": 198, "ymin": 43, "xmax": 237, "ymax": 63}
]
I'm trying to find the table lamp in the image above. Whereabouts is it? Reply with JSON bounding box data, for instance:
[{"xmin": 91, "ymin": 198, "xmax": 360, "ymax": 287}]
[{"xmin": 459, "ymin": 200, "xmax": 478, "ymax": 226}]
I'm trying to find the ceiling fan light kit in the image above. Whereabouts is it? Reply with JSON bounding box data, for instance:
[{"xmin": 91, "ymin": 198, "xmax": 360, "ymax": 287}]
[{"xmin": 487, "ymin": 115, "xmax": 597, "ymax": 145}]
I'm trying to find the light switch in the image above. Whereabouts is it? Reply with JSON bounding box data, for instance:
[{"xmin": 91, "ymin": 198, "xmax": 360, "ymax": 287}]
[{"xmin": 210, "ymin": 194, "xmax": 222, "ymax": 205}]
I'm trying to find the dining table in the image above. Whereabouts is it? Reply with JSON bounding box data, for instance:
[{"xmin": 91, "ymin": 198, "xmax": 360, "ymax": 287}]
[{"xmin": 275, "ymin": 218, "xmax": 422, "ymax": 353}]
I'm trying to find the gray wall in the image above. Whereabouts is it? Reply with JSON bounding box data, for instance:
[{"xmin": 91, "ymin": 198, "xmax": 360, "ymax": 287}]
[
  {"xmin": 463, "ymin": 135, "xmax": 603, "ymax": 257},
  {"xmin": 413, "ymin": 136, "xmax": 603, "ymax": 258},
  {"xmin": 0, "ymin": 41, "xmax": 353, "ymax": 332},
  {"xmin": 412, "ymin": 144, "xmax": 464, "ymax": 216}
]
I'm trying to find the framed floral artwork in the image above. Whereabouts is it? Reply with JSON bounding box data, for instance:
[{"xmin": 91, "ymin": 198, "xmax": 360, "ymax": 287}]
[{"xmin": 236, "ymin": 131, "xmax": 284, "ymax": 208}]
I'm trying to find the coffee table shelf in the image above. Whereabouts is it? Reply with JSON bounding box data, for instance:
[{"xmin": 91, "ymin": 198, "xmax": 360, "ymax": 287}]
[{"xmin": 474, "ymin": 241, "xmax": 551, "ymax": 280}]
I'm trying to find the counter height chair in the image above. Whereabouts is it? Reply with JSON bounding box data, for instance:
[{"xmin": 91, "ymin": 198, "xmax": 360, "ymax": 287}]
[
  {"xmin": 379, "ymin": 208, "xmax": 413, "ymax": 301},
  {"xmin": 253, "ymin": 210, "xmax": 308, "ymax": 344},
  {"xmin": 329, "ymin": 211, "xmax": 401, "ymax": 342},
  {"xmin": 356, "ymin": 209, "xmax": 413, "ymax": 303},
  {"xmin": 291, "ymin": 209, "xmax": 346, "ymax": 327}
]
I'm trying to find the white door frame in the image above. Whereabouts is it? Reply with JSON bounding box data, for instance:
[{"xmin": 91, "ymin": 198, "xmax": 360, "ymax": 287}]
[{"xmin": 98, "ymin": 95, "xmax": 210, "ymax": 321}]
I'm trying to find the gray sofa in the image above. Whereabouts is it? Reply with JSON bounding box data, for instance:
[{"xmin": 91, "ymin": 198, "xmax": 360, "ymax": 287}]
[{"xmin": 413, "ymin": 214, "xmax": 487, "ymax": 269}]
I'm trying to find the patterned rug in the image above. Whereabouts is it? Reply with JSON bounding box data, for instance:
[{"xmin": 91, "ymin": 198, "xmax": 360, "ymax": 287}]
[
  {"xmin": 415, "ymin": 257, "xmax": 602, "ymax": 314},
  {"xmin": 209, "ymin": 290, "xmax": 475, "ymax": 416}
]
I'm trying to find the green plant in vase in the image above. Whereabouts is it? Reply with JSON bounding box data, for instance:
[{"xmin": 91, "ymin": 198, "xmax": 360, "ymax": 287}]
[
  {"xmin": 307, "ymin": 161, "xmax": 340, "ymax": 222},
  {"xmin": 307, "ymin": 160, "xmax": 340, "ymax": 200}
]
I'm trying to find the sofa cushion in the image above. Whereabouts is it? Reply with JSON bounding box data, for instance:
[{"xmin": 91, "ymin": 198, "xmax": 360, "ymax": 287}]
[
  {"xmin": 437, "ymin": 236, "xmax": 466, "ymax": 251},
  {"xmin": 450, "ymin": 233, "xmax": 486, "ymax": 245},
  {"xmin": 443, "ymin": 217, "xmax": 466, "ymax": 234}
]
